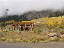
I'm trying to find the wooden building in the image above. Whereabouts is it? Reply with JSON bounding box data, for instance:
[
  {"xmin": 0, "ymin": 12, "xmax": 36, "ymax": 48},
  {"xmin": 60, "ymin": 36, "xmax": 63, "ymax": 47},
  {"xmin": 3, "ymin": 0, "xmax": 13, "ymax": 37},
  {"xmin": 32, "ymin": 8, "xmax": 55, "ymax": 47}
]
[{"xmin": 12, "ymin": 21, "xmax": 34, "ymax": 31}]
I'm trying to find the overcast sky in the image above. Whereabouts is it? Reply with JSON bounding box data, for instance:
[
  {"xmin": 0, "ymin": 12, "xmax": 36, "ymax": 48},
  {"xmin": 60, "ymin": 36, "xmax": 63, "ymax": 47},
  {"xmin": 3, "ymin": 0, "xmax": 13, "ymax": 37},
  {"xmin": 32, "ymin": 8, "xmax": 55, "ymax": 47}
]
[{"xmin": 0, "ymin": 0, "xmax": 64, "ymax": 16}]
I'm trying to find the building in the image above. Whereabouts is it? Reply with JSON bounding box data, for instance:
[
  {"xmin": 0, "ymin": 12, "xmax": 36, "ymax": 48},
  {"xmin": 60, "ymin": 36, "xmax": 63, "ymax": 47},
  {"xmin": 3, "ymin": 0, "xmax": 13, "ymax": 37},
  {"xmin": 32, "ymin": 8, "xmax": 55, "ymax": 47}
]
[{"xmin": 12, "ymin": 21, "xmax": 34, "ymax": 32}]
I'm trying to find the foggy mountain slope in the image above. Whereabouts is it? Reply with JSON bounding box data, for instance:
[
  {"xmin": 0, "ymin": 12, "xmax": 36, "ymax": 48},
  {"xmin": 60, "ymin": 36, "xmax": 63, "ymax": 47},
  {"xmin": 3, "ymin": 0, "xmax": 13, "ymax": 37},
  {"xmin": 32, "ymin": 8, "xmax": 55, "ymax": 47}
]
[
  {"xmin": 22, "ymin": 9, "xmax": 64, "ymax": 20},
  {"xmin": 0, "ymin": 9, "xmax": 64, "ymax": 22}
]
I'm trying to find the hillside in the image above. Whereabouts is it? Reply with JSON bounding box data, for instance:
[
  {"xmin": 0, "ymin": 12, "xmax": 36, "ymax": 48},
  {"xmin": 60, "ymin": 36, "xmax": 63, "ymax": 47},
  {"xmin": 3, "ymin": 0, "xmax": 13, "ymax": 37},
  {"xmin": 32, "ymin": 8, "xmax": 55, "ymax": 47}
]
[
  {"xmin": 0, "ymin": 9, "xmax": 64, "ymax": 22},
  {"xmin": 0, "ymin": 17, "xmax": 64, "ymax": 42}
]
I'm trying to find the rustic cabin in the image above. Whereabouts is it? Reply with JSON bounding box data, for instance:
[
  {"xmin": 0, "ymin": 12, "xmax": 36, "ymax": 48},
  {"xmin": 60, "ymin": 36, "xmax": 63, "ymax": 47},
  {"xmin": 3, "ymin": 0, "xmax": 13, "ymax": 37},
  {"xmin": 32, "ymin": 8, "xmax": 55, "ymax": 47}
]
[{"xmin": 12, "ymin": 21, "xmax": 34, "ymax": 31}]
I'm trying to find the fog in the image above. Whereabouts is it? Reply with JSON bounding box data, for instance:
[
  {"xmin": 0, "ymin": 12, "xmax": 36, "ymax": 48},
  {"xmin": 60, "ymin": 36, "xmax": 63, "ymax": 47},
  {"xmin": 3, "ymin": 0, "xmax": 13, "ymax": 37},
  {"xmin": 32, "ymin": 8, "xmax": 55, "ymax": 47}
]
[{"xmin": 0, "ymin": 0, "xmax": 64, "ymax": 16}]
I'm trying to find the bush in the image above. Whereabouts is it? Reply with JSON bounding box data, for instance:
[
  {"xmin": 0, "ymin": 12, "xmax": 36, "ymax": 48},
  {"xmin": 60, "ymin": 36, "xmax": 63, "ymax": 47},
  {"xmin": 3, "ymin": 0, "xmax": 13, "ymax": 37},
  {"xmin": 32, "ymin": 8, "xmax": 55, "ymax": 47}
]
[
  {"xmin": 0, "ymin": 37, "xmax": 6, "ymax": 41},
  {"xmin": 34, "ymin": 24, "xmax": 43, "ymax": 33}
]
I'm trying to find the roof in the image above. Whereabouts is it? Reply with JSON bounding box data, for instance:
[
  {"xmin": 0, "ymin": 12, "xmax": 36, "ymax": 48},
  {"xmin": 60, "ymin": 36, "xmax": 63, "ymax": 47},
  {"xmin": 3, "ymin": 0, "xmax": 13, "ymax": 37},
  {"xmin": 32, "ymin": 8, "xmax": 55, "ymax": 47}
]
[{"xmin": 12, "ymin": 21, "xmax": 34, "ymax": 26}]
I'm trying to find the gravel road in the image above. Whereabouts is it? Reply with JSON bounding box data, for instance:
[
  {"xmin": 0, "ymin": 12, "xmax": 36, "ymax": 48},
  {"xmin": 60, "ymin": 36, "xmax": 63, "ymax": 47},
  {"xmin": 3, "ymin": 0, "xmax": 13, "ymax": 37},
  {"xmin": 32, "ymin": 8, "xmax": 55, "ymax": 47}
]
[{"xmin": 0, "ymin": 42, "xmax": 64, "ymax": 48}]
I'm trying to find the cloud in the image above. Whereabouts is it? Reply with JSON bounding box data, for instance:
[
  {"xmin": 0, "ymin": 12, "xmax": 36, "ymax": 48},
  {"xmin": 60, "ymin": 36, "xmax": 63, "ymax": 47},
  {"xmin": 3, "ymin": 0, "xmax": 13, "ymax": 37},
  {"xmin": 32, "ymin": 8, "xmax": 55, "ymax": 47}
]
[{"xmin": 0, "ymin": 0, "xmax": 64, "ymax": 16}]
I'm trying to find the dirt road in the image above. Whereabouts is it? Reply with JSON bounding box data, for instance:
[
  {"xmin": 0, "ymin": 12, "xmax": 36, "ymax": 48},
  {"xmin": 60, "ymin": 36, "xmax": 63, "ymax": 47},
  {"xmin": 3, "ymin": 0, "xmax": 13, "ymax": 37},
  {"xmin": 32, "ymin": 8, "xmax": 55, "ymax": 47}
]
[{"xmin": 0, "ymin": 42, "xmax": 64, "ymax": 48}]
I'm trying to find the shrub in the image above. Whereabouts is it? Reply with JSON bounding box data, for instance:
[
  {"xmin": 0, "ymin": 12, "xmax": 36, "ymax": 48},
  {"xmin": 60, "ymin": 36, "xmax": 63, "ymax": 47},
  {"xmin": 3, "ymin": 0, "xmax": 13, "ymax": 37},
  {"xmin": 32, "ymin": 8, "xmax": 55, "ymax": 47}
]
[{"xmin": 0, "ymin": 37, "xmax": 6, "ymax": 41}]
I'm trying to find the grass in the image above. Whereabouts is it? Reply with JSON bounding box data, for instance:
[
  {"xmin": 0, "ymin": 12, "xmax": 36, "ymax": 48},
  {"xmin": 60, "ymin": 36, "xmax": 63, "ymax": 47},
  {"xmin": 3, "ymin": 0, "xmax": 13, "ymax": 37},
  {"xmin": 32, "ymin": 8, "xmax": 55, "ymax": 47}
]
[
  {"xmin": 0, "ymin": 32, "xmax": 49, "ymax": 42},
  {"xmin": 0, "ymin": 30, "xmax": 64, "ymax": 43},
  {"xmin": 0, "ymin": 16, "xmax": 64, "ymax": 42}
]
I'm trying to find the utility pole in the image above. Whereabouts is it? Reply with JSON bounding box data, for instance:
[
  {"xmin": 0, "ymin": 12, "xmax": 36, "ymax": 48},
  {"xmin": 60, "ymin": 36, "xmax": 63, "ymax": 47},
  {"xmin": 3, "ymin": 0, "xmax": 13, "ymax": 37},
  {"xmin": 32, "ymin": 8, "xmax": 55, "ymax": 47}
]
[
  {"xmin": 3, "ymin": 9, "xmax": 9, "ymax": 23},
  {"xmin": 4, "ymin": 9, "xmax": 9, "ymax": 17}
]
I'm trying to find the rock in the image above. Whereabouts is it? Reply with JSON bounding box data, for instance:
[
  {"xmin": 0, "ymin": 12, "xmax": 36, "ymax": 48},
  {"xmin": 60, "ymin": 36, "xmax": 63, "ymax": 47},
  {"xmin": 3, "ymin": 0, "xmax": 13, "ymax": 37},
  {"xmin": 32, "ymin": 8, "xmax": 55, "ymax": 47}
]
[
  {"xmin": 48, "ymin": 33, "xmax": 57, "ymax": 37},
  {"xmin": 60, "ymin": 34, "xmax": 64, "ymax": 38},
  {"xmin": 60, "ymin": 32, "xmax": 64, "ymax": 35}
]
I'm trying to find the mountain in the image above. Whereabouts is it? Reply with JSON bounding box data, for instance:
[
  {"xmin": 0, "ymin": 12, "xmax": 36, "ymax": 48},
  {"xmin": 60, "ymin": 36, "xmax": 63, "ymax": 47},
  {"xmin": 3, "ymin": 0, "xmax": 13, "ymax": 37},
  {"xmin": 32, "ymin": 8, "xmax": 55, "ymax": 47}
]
[{"xmin": 0, "ymin": 9, "xmax": 64, "ymax": 22}]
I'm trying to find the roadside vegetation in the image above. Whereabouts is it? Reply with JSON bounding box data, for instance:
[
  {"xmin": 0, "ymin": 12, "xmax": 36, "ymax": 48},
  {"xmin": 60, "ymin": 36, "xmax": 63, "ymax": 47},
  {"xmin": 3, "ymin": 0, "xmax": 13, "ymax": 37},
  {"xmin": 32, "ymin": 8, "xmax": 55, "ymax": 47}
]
[
  {"xmin": 33, "ymin": 16, "xmax": 64, "ymax": 33},
  {"xmin": 0, "ymin": 16, "xmax": 64, "ymax": 42}
]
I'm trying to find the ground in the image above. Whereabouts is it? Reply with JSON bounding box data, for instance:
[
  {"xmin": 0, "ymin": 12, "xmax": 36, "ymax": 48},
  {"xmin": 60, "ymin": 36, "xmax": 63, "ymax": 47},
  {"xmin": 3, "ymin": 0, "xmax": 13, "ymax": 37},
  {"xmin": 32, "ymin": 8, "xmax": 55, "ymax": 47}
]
[{"xmin": 0, "ymin": 42, "xmax": 64, "ymax": 48}]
